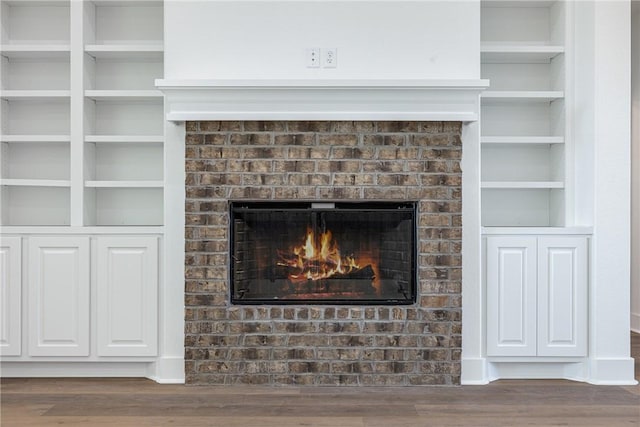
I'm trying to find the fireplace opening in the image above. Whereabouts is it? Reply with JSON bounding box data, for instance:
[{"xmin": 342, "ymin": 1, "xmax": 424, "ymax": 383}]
[{"xmin": 230, "ymin": 201, "xmax": 417, "ymax": 305}]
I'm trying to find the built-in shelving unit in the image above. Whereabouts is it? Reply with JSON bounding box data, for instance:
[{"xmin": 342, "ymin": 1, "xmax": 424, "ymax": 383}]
[
  {"xmin": 1, "ymin": 0, "xmax": 164, "ymax": 227},
  {"xmin": 82, "ymin": 0, "xmax": 163, "ymax": 226},
  {"xmin": 480, "ymin": 0, "xmax": 570, "ymax": 227}
]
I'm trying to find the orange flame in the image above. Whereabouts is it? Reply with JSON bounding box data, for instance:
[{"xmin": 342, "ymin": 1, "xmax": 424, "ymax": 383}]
[{"xmin": 277, "ymin": 228, "xmax": 361, "ymax": 283}]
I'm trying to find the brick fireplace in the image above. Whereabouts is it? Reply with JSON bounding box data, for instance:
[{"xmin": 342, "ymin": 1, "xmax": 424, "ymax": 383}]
[{"xmin": 184, "ymin": 120, "xmax": 463, "ymax": 386}]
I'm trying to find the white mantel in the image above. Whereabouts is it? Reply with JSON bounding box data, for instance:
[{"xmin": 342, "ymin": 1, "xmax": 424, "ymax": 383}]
[
  {"xmin": 155, "ymin": 79, "xmax": 489, "ymax": 121},
  {"xmin": 157, "ymin": 77, "xmax": 487, "ymax": 385}
]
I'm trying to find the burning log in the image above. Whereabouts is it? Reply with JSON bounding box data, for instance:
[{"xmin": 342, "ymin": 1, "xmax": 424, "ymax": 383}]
[
  {"xmin": 273, "ymin": 226, "xmax": 379, "ymax": 297},
  {"xmin": 274, "ymin": 263, "xmax": 375, "ymax": 282},
  {"xmin": 331, "ymin": 264, "xmax": 375, "ymax": 281}
]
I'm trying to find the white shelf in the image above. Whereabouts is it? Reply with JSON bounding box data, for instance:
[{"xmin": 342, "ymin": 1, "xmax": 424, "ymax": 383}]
[
  {"xmin": 84, "ymin": 90, "xmax": 162, "ymax": 101},
  {"xmin": 0, "ymin": 134, "xmax": 70, "ymax": 142},
  {"xmin": 481, "ymin": 45, "xmax": 564, "ymax": 63},
  {"xmin": 2, "ymin": 1, "xmax": 69, "ymax": 6},
  {"xmin": 85, "ymin": 44, "xmax": 163, "ymax": 60},
  {"xmin": 85, "ymin": 180, "xmax": 163, "ymax": 188},
  {"xmin": 0, "ymin": 179, "xmax": 71, "ymax": 187},
  {"xmin": 85, "ymin": 135, "xmax": 163, "ymax": 143},
  {"xmin": 0, "ymin": 90, "xmax": 71, "ymax": 99},
  {"xmin": 482, "ymin": 226, "xmax": 593, "ymax": 236},
  {"xmin": 0, "ymin": 225, "xmax": 164, "ymax": 235},
  {"xmin": 481, "ymin": 136, "xmax": 564, "ymax": 144},
  {"xmin": 88, "ymin": 1, "xmax": 163, "ymax": 8},
  {"xmin": 0, "ymin": 44, "xmax": 70, "ymax": 58},
  {"xmin": 482, "ymin": 181, "xmax": 565, "ymax": 189},
  {"xmin": 482, "ymin": 1, "xmax": 557, "ymax": 8},
  {"xmin": 481, "ymin": 91, "xmax": 564, "ymax": 103}
]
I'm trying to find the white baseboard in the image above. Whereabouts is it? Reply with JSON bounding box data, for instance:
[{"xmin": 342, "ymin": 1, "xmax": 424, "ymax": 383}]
[
  {"xmin": 146, "ymin": 356, "xmax": 185, "ymax": 384},
  {"xmin": 0, "ymin": 362, "xmax": 151, "ymax": 378},
  {"xmin": 461, "ymin": 357, "xmax": 489, "ymax": 385},
  {"xmin": 487, "ymin": 361, "xmax": 588, "ymax": 383},
  {"xmin": 1, "ymin": 359, "xmax": 186, "ymax": 384},
  {"xmin": 588, "ymin": 357, "xmax": 638, "ymax": 385},
  {"xmin": 631, "ymin": 312, "xmax": 640, "ymax": 333}
]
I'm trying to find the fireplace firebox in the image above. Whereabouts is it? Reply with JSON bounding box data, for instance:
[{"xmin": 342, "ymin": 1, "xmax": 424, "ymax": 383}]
[{"xmin": 230, "ymin": 202, "xmax": 417, "ymax": 304}]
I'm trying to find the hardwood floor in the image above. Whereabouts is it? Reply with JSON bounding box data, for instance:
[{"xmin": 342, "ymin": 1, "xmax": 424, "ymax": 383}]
[{"xmin": 2, "ymin": 333, "xmax": 639, "ymax": 427}]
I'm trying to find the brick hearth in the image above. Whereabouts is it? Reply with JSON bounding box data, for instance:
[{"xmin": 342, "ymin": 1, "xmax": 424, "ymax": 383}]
[{"xmin": 184, "ymin": 121, "xmax": 462, "ymax": 386}]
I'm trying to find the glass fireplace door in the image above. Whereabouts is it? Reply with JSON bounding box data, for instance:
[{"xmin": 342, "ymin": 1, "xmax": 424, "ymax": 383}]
[{"xmin": 230, "ymin": 202, "xmax": 416, "ymax": 304}]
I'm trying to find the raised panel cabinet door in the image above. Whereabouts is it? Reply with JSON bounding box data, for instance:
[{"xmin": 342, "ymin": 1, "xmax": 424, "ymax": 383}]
[
  {"xmin": 28, "ymin": 237, "xmax": 90, "ymax": 356},
  {"xmin": 1, "ymin": 237, "xmax": 22, "ymax": 356},
  {"xmin": 96, "ymin": 236, "xmax": 158, "ymax": 357},
  {"xmin": 537, "ymin": 236, "xmax": 588, "ymax": 357},
  {"xmin": 486, "ymin": 236, "xmax": 537, "ymax": 357}
]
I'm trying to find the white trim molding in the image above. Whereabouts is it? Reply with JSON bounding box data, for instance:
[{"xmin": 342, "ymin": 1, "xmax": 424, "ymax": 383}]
[
  {"xmin": 155, "ymin": 79, "xmax": 489, "ymax": 122},
  {"xmin": 146, "ymin": 356, "xmax": 185, "ymax": 384},
  {"xmin": 588, "ymin": 358, "xmax": 639, "ymax": 385}
]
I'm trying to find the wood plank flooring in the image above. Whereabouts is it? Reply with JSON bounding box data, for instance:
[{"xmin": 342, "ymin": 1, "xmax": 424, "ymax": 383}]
[{"xmin": 2, "ymin": 333, "xmax": 639, "ymax": 426}]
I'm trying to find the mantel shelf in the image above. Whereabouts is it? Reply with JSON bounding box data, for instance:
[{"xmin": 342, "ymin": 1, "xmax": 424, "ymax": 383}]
[{"xmin": 156, "ymin": 79, "xmax": 489, "ymax": 121}]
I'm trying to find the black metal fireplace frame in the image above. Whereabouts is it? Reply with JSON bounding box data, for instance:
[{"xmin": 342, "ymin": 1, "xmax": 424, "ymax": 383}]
[{"xmin": 229, "ymin": 201, "xmax": 417, "ymax": 305}]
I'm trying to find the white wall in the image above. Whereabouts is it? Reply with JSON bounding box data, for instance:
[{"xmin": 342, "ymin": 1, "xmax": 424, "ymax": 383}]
[
  {"xmin": 164, "ymin": 0, "xmax": 480, "ymax": 80},
  {"xmin": 631, "ymin": 0, "xmax": 640, "ymax": 333}
]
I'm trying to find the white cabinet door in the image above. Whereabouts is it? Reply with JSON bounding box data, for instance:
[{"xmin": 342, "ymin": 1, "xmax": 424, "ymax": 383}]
[
  {"xmin": 28, "ymin": 237, "xmax": 90, "ymax": 356},
  {"xmin": 1, "ymin": 237, "xmax": 22, "ymax": 356},
  {"xmin": 486, "ymin": 236, "xmax": 538, "ymax": 356},
  {"xmin": 537, "ymin": 237, "xmax": 588, "ymax": 357},
  {"xmin": 96, "ymin": 237, "xmax": 158, "ymax": 357}
]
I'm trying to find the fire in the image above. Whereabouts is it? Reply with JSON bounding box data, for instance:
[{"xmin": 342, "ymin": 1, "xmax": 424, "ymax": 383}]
[{"xmin": 278, "ymin": 228, "xmax": 361, "ymax": 283}]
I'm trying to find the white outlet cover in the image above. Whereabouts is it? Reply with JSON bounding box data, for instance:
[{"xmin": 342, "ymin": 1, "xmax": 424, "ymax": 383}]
[{"xmin": 322, "ymin": 48, "xmax": 337, "ymax": 68}]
